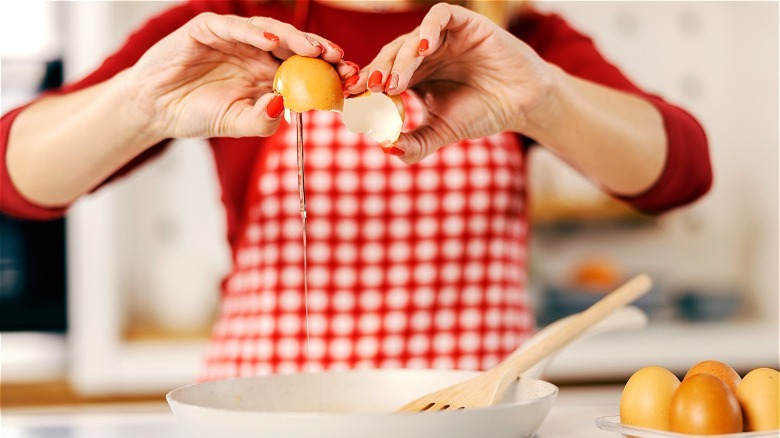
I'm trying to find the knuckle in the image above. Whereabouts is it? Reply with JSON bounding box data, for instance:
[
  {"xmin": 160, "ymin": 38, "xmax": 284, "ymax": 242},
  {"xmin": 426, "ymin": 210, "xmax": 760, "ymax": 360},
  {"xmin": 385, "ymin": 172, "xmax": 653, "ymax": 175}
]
[
  {"xmin": 192, "ymin": 11, "xmax": 218, "ymax": 28},
  {"xmin": 431, "ymin": 3, "xmax": 450, "ymax": 13},
  {"xmin": 259, "ymin": 122, "xmax": 279, "ymax": 137}
]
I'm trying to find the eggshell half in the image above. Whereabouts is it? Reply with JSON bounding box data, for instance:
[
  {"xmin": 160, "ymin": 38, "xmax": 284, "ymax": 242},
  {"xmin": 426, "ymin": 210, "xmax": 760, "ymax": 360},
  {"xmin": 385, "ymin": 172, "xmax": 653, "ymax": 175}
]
[
  {"xmin": 273, "ymin": 55, "xmax": 344, "ymax": 113},
  {"xmin": 342, "ymin": 91, "xmax": 405, "ymax": 145}
]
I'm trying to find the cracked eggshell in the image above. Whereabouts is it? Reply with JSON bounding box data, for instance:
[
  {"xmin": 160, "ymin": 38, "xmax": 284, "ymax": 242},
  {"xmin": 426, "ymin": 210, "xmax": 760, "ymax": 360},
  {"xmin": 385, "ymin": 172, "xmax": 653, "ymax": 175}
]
[
  {"xmin": 273, "ymin": 55, "xmax": 344, "ymax": 113},
  {"xmin": 342, "ymin": 91, "xmax": 405, "ymax": 145}
]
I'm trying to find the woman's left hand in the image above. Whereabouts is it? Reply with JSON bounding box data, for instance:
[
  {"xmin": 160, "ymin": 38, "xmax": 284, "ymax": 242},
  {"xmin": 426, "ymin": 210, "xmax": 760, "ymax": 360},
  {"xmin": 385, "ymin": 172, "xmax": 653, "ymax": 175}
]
[{"xmin": 347, "ymin": 3, "xmax": 554, "ymax": 164}]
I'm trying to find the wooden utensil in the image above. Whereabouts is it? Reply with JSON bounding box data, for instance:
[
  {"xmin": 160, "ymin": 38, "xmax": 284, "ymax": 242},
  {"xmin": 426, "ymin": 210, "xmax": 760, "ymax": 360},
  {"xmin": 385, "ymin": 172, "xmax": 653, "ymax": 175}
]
[{"xmin": 397, "ymin": 274, "xmax": 652, "ymax": 412}]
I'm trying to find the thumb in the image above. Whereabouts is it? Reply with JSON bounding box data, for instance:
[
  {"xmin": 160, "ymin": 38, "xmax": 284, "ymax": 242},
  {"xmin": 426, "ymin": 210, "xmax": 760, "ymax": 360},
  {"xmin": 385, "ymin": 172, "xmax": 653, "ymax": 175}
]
[
  {"xmin": 226, "ymin": 93, "xmax": 285, "ymax": 138},
  {"xmin": 393, "ymin": 120, "xmax": 459, "ymax": 164}
]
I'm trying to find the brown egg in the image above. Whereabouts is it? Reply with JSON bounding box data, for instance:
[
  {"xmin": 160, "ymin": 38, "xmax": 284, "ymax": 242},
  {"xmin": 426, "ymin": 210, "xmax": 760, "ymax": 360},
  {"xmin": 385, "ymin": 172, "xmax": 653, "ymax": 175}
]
[
  {"xmin": 670, "ymin": 374, "xmax": 743, "ymax": 434},
  {"xmin": 273, "ymin": 55, "xmax": 344, "ymax": 113},
  {"xmin": 736, "ymin": 367, "xmax": 780, "ymax": 431},
  {"xmin": 342, "ymin": 91, "xmax": 405, "ymax": 145},
  {"xmin": 684, "ymin": 360, "xmax": 741, "ymax": 394},
  {"xmin": 620, "ymin": 366, "xmax": 680, "ymax": 430}
]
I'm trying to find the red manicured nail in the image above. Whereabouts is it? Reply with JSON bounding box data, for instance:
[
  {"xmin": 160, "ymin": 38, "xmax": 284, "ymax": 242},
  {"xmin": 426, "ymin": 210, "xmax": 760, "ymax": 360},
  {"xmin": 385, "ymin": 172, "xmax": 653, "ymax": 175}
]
[
  {"xmin": 263, "ymin": 32, "xmax": 279, "ymax": 42},
  {"xmin": 418, "ymin": 39, "xmax": 429, "ymax": 53},
  {"xmin": 266, "ymin": 94, "xmax": 284, "ymax": 118},
  {"xmin": 344, "ymin": 75, "xmax": 360, "ymax": 90},
  {"xmin": 344, "ymin": 61, "xmax": 360, "ymax": 74},
  {"xmin": 306, "ymin": 35, "xmax": 325, "ymax": 53},
  {"xmin": 368, "ymin": 70, "xmax": 384, "ymax": 88},
  {"xmin": 383, "ymin": 146, "xmax": 405, "ymax": 156},
  {"xmin": 328, "ymin": 41, "xmax": 344, "ymax": 57}
]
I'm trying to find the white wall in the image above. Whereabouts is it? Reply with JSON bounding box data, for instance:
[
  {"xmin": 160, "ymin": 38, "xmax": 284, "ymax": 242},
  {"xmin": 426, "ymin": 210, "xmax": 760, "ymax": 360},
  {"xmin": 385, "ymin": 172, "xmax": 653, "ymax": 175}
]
[
  {"xmin": 531, "ymin": 1, "xmax": 779, "ymax": 324},
  {"xmin": 64, "ymin": 1, "xmax": 230, "ymax": 336}
]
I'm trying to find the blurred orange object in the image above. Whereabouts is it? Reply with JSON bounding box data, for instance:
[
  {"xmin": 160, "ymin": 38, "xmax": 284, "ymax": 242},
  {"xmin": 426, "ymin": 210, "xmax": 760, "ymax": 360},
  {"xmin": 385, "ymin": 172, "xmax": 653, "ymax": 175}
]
[{"xmin": 572, "ymin": 257, "xmax": 623, "ymax": 292}]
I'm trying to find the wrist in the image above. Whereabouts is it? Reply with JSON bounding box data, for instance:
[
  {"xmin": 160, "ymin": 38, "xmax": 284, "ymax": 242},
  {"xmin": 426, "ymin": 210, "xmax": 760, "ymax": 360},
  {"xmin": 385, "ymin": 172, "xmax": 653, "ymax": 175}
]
[
  {"xmin": 511, "ymin": 62, "xmax": 565, "ymax": 141},
  {"xmin": 112, "ymin": 69, "xmax": 167, "ymax": 147}
]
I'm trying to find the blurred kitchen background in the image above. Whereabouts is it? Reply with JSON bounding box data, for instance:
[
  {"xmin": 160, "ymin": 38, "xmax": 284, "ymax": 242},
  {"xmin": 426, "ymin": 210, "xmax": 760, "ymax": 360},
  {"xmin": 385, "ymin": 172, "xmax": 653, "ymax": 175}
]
[{"xmin": 1, "ymin": 1, "xmax": 778, "ymax": 405}]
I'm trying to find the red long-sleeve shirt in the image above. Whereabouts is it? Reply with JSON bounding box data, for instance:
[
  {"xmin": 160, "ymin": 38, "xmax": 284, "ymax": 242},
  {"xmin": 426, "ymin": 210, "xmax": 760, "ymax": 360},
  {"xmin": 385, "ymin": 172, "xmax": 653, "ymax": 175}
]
[{"xmin": 0, "ymin": 1, "xmax": 711, "ymax": 378}]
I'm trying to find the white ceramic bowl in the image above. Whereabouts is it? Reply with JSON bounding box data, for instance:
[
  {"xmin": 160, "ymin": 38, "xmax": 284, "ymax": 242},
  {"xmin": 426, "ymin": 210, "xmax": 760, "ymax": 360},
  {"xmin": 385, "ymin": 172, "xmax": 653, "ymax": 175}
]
[{"xmin": 167, "ymin": 369, "xmax": 558, "ymax": 438}]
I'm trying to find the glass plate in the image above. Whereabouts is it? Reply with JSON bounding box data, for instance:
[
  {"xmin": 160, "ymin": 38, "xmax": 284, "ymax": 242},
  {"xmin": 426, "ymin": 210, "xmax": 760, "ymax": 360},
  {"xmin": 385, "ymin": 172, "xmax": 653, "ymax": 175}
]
[{"xmin": 596, "ymin": 416, "xmax": 780, "ymax": 438}]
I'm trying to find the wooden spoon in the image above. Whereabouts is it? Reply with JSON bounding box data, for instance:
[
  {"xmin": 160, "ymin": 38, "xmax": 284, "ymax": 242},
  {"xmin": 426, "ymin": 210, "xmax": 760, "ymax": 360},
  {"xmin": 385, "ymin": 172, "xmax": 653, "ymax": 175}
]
[{"xmin": 397, "ymin": 274, "xmax": 652, "ymax": 412}]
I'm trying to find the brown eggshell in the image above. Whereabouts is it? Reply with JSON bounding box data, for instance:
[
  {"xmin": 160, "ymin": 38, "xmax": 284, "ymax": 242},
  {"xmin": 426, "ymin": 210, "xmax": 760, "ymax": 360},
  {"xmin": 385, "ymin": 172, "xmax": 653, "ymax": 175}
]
[
  {"xmin": 619, "ymin": 366, "xmax": 680, "ymax": 431},
  {"xmin": 670, "ymin": 374, "xmax": 743, "ymax": 434},
  {"xmin": 736, "ymin": 367, "xmax": 780, "ymax": 431},
  {"xmin": 273, "ymin": 55, "xmax": 344, "ymax": 113},
  {"xmin": 684, "ymin": 360, "xmax": 741, "ymax": 394}
]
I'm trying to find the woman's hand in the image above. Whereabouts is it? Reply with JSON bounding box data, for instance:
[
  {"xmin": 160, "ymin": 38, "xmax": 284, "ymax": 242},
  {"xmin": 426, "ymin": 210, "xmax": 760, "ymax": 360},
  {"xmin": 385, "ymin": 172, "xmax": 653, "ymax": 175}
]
[
  {"xmin": 6, "ymin": 12, "xmax": 358, "ymax": 208},
  {"xmin": 347, "ymin": 3, "xmax": 554, "ymax": 164},
  {"xmin": 127, "ymin": 12, "xmax": 354, "ymax": 139}
]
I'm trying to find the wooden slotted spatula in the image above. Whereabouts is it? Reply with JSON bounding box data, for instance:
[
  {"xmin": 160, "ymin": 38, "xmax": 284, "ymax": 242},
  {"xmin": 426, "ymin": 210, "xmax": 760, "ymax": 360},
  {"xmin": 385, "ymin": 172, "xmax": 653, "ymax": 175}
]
[{"xmin": 397, "ymin": 274, "xmax": 652, "ymax": 413}]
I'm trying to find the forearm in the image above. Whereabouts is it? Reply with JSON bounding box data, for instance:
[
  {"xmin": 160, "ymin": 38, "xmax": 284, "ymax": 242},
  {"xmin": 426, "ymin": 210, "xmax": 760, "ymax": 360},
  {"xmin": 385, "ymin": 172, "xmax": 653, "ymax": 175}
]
[
  {"xmin": 523, "ymin": 65, "xmax": 667, "ymax": 196},
  {"xmin": 6, "ymin": 69, "xmax": 163, "ymax": 207}
]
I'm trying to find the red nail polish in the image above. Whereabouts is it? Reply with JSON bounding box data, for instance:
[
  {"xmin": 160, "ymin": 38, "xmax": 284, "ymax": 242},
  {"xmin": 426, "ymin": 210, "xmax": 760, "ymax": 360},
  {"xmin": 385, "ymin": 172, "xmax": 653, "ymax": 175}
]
[
  {"xmin": 344, "ymin": 61, "xmax": 360, "ymax": 74},
  {"xmin": 266, "ymin": 95, "xmax": 285, "ymax": 118},
  {"xmin": 368, "ymin": 70, "xmax": 384, "ymax": 88},
  {"xmin": 344, "ymin": 75, "xmax": 360, "ymax": 90},
  {"xmin": 418, "ymin": 39, "xmax": 429, "ymax": 53},
  {"xmin": 263, "ymin": 32, "xmax": 279, "ymax": 42},
  {"xmin": 383, "ymin": 146, "xmax": 405, "ymax": 156},
  {"xmin": 306, "ymin": 36, "xmax": 325, "ymax": 53},
  {"xmin": 328, "ymin": 41, "xmax": 344, "ymax": 57}
]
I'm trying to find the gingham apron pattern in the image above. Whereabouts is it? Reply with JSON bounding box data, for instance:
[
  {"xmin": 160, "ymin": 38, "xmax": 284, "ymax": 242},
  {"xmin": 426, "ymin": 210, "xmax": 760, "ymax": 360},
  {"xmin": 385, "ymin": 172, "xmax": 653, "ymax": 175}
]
[{"xmin": 201, "ymin": 92, "xmax": 533, "ymax": 380}]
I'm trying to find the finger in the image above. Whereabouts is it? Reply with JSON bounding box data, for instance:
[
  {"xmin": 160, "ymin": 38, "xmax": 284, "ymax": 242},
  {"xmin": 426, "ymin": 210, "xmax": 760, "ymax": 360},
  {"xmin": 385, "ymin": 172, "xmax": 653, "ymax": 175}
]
[
  {"xmin": 363, "ymin": 36, "xmax": 406, "ymax": 93},
  {"xmin": 338, "ymin": 60, "xmax": 360, "ymax": 78},
  {"xmin": 343, "ymin": 66, "xmax": 366, "ymax": 95},
  {"xmin": 249, "ymin": 18, "xmax": 326, "ymax": 57},
  {"xmin": 385, "ymin": 35, "xmax": 424, "ymax": 95},
  {"xmin": 227, "ymin": 93, "xmax": 285, "ymax": 138},
  {"xmin": 393, "ymin": 120, "xmax": 460, "ymax": 165},
  {"xmin": 417, "ymin": 3, "xmax": 473, "ymax": 56},
  {"xmin": 336, "ymin": 60, "xmax": 360, "ymax": 90},
  {"xmin": 194, "ymin": 13, "xmax": 323, "ymax": 57},
  {"xmin": 308, "ymin": 34, "xmax": 345, "ymax": 64}
]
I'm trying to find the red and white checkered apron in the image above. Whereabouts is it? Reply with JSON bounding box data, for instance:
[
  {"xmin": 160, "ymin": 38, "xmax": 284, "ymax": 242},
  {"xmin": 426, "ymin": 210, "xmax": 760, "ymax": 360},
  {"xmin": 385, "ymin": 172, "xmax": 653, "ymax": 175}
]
[{"xmin": 200, "ymin": 92, "xmax": 533, "ymax": 381}]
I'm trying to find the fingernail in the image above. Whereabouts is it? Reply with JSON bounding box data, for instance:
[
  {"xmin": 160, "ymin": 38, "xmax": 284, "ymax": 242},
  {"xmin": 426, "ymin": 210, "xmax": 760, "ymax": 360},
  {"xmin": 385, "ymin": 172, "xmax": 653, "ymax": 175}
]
[
  {"xmin": 368, "ymin": 70, "xmax": 384, "ymax": 88},
  {"xmin": 328, "ymin": 41, "xmax": 344, "ymax": 57},
  {"xmin": 344, "ymin": 74, "xmax": 360, "ymax": 90},
  {"xmin": 385, "ymin": 72, "xmax": 399, "ymax": 92},
  {"xmin": 263, "ymin": 32, "xmax": 279, "ymax": 42},
  {"xmin": 382, "ymin": 146, "xmax": 405, "ymax": 156},
  {"xmin": 418, "ymin": 38, "xmax": 429, "ymax": 53},
  {"xmin": 266, "ymin": 94, "xmax": 285, "ymax": 118},
  {"xmin": 344, "ymin": 61, "xmax": 360, "ymax": 74},
  {"xmin": 306, "ymin": 35, "xmax": 325, "ymax": 53}
]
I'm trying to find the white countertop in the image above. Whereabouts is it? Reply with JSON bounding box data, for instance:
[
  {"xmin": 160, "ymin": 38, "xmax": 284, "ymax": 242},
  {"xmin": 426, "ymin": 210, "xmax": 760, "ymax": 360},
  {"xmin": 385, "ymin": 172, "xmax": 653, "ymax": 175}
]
[{"xmin": 1, "ymin": 385, "xmax": 624, "ymax": 438}]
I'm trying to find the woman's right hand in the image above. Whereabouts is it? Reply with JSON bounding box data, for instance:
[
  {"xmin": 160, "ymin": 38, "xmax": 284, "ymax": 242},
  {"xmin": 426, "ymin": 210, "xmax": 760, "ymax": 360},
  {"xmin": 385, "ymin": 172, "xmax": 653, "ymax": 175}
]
[
  {"xmin": 126, "ymin": 12, "xmax": 352, "ymax": 139},
  {"xmin": 4, "ymin": 12, "xmax": 355, "ymax": 208}
]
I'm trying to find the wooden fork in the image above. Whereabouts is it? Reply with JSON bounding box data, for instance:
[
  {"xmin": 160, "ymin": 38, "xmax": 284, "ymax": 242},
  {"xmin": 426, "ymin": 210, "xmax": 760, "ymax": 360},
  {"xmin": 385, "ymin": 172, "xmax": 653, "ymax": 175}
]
[{"xmin": 397, "ymin": 274, "xmax": 652, "ymax": 413}]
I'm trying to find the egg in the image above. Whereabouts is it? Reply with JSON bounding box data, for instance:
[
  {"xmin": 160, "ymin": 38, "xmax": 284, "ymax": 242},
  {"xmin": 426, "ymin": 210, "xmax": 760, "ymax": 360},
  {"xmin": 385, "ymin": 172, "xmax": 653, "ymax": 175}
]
[
  {"xmin": 620, "ymin": 366, "xmax": 680, "ymax": 430},
  {"xmin": 342, "ymin": 91, "xmax": 405, "ymax": 145},
  {"xmin": 684, "ymin": 360, "xmax": 741, "ymax": 394},
  {"xmin": 736, "ymin": 367, "xmax": 780, "ymax": 431},
  {"xmin": 273, "ymin": 55, "xmax": 344, "ymax": 113},
  {"xmin": 670, "ymin": 373, "xmax": 743, "ymax": 434}
]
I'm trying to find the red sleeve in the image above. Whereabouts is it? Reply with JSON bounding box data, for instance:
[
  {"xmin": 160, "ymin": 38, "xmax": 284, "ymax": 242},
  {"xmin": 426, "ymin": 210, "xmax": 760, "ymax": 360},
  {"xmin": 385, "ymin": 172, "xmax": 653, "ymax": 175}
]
[
  {"xmin": 0, "ymin": 1, "xmax": 229, "ymax": 220},
  {"xmin": 512, "ymin": 11, "xmax": 712, "ymax": 214}
]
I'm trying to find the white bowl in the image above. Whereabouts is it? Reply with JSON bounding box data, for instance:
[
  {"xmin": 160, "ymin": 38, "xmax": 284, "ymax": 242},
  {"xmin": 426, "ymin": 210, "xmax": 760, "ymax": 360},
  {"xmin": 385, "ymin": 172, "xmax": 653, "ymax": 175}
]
[{"xmin": 167, "ymin": 369, "xmax": 558, "ymax": 438}]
